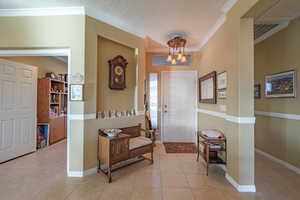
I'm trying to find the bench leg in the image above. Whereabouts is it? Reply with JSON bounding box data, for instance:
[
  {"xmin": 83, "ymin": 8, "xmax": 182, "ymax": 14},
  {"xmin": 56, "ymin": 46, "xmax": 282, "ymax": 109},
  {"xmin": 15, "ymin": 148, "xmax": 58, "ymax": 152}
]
[{"xmin": 150, "ymin": 151, "xmax": 154, "ymax": 164}]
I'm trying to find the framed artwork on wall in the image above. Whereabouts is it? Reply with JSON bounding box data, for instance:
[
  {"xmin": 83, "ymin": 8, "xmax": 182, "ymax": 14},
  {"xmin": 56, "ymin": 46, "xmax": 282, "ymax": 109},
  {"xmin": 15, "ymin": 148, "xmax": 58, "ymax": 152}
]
[
  {"xmin": 254, "ymin": 84, "xmax": 261, "ymax": 99},
  {"xmin": 217, "ymin": 71, "xmax": 227, "ymax": 90},
  {"xmin": 199, "ymin": 71, "xmax": 217, "ymax": 104},
  {"xmin": 70, "ymin": 84, "xmax": 84, "ymax": 101},
  {"xmin": 265, "ymin": 70, "xmax": 296, "ymax": 98}
]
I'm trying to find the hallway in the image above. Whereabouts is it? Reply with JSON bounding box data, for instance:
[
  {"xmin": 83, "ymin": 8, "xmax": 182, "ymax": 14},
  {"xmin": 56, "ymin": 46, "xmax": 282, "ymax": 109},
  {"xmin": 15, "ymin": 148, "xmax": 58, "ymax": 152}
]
[{"xmin": 0, "ymin": 141, "xmax": 299, "ymax": 200}]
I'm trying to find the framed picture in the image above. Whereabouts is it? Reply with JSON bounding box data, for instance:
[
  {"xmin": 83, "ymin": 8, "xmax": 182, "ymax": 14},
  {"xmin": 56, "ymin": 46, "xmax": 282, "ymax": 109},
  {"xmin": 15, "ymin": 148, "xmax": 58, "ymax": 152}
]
[
  {"xmin": 217, "ymin": 90, "xmax": 226, "ymax": 99},
  {"xmin": 254, "ymin": 84, "xmax": 261, "ymax": 99},
  {"xmin": 70, "ymin": 84, "xmax": 84, "ymax": 101},
  {"xmin": 265, "ymin": 70, "xmax": 296, "ymax": 98},
  {"xmin": 199, "ymin": 71, "xmax": 217, "ymax": 104},
  {"xmin": 217, "ymin": 71, "xmax": 227, "ymax": 90}
]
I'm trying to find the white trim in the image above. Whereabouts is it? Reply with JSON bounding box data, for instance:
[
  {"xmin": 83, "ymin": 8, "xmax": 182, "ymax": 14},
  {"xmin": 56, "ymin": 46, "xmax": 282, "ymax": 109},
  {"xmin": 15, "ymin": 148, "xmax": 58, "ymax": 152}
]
[
  {"xmin": 136, "ymin": 111, "xmax": 145, "ymax": 116},
  {"xmin": 0, "ymin": 7, "xmax": 85, "ymax": 16},
  {"xmin": 255, "ymin": 149, "xmax": 300, "ymax": 175},
  {"xmin": 255, "ymin": 21, "xmax": 289, "ymax": 44},
  {"xmin": 68, "ymin": 167, "xmax": 98, "ymax": 177},
  {"xmin": 68, "ymin": 113, "xmax": 97, "ymax": 120},
  {"xmin": 197, "ymin": 15, "xmax": 227, "ymax": 50},
  {"xmin": 85, "ymin": 7, "xmax": 145, "ymax": 38},
  {"xmin": 0, "ymin": 49, "xmax": 71, "ymax": 56},
  {"xmin": 255, "ymin": 111, "xmax": 300, "ymax": 121},
  {"xmin": 225, "ymin": 173, "xmax": 256, "ymax": 192},
  {"xmin": 222, "ymin": 0, "xmax": 238, "ymax": 13},
  {"xmin": 197, "ymin": 109, "xmax": 256, "ymax": 124}
]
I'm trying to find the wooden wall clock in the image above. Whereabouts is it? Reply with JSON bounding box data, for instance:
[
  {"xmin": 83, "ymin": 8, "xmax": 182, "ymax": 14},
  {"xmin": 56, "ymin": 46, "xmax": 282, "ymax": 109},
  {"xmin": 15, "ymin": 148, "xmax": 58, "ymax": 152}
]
[{"xmin": 108, "ymin": 55, "xmax": 128, "ymax": 90}]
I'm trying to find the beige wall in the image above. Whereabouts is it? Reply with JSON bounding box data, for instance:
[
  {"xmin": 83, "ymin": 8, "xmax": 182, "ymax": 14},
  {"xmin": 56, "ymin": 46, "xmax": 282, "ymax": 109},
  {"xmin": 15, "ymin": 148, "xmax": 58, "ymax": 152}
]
[
  {"xmin": 0, "ymin": 15, "xmax": 86, "ymax": 172},
  {"xmin": 98, "ymin": 36, "xmax": 136, "ymax": 111},
  {"xmin": 146, "ymin": 0, "xmax": 259, "ymax": 186},
  {"xmin": 255, "ymin": 16, "xmax": 300, "ymax": 168},
  {"xmin": 83, "ymin": 16, "xmax": 145, "ymax": 170},
  {"xmin": 0, "ymin": 56, "xmax": 67, "ymax": 78}
]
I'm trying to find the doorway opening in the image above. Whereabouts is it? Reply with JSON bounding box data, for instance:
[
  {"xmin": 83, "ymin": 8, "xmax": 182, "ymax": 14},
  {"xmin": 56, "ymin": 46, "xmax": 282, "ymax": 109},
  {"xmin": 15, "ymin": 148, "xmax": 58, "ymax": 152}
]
[{"xmin": 0, "ymin": 49, "xmax": 71, "ymax": 174}]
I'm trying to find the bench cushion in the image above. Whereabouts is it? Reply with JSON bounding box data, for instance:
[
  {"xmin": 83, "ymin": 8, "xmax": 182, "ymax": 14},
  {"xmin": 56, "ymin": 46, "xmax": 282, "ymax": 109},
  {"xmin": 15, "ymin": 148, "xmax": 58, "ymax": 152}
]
[{"xmin": 129, "ymin": 136, "xmax": 152, "ymax": 150}]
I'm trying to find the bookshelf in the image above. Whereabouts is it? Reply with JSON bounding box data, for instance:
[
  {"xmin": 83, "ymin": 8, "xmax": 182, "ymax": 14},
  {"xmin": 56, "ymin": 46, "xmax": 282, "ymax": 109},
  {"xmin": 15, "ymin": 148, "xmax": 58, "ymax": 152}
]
[{"xmin": 37, "ymin": 78, "xmax": 68, "ymax": 144}]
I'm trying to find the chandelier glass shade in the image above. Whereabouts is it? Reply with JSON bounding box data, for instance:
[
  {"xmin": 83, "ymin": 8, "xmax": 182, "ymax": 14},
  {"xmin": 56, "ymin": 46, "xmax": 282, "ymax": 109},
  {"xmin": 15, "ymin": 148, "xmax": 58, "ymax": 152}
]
[{"xmin": 166, "ymin": 36, "xmax": 187, "ymax": 64}]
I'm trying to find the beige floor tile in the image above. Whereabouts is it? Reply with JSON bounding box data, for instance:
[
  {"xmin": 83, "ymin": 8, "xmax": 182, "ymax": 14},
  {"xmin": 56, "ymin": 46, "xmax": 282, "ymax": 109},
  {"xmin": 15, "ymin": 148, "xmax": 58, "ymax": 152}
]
[
  {"xmin": 131, "ymin": 187, "xmax": 163, "ymax": 200},
  {"xmin": 1, "ymin": 142, "xmax": 300, "ymax": 200},
  {"xmin": 191, "ymin": 187, "xmax": 224, "ymax": 200},
  {"xmin": 163, "ymin": 188, "xmax": 195, "ymax": 200},
  {"xmin": 99, "ymin": 185, "xmax": 132, "ymax": 200},
  {"xmin": 133, "ymin": 171, "xmax": 161, "ymax": 188},
  {"xmin": 161, "ymin": 172, "xmax": 189, "ymax": 188}
]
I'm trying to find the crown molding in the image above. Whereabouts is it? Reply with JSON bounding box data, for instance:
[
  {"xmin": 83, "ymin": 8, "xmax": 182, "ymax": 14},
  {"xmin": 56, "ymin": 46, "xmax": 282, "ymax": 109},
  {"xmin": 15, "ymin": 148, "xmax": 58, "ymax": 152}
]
[
  {"xmin": 0, "ymin": 7, "xmax": 85, "ymax": 16},
  {"xmin": 222, "ymin": 0, "xmax": 238, "ymax": 13},
  {"xmin": 85, "ymin": 7, "xmax": 145, "ymax": 39}
]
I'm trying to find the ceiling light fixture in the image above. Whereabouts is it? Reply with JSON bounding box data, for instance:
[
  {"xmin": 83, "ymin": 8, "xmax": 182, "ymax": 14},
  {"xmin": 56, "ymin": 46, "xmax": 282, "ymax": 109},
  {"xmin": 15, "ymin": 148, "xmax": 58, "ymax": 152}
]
[{"xmin": 166, "ymin": 36, "xmax": 187, "ymax": 64}]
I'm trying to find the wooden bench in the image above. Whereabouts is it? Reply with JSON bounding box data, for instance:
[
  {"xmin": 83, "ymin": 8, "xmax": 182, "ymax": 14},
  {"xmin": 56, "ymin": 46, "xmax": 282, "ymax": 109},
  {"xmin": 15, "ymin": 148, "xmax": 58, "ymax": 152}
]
[{"xmin": 97, "ymin": 124, "xmax": 155, "ymax": 182}]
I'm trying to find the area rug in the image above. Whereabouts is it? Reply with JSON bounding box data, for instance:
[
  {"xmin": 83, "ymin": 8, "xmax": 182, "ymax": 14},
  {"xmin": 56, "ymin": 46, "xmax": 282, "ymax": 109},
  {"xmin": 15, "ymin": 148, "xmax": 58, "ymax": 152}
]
[{"xmin": 163, "ymin": 143, "xmax": 197, "ymax": 153}]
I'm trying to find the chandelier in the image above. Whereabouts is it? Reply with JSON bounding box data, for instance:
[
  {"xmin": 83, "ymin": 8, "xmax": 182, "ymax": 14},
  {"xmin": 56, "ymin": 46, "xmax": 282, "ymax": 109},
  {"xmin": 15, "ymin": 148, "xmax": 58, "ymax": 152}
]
[{"xmin": 166, "ymin": 36, "xmax": 187, "ymax": 64}]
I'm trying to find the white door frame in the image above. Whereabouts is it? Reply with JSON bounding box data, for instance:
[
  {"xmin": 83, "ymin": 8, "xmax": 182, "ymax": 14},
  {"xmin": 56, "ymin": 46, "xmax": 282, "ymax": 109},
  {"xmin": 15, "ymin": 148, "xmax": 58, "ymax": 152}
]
[
  {"xmin": 160, "ymin": 70, "xmax": 198, "ymax": 143},
  {"xmin": 0, "ymin": 49, "xmax": 72, "ymax": 174}
]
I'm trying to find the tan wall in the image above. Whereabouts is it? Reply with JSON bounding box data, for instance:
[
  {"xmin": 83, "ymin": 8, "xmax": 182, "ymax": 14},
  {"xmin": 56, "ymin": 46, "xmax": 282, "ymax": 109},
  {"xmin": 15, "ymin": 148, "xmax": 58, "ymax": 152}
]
[
  {"xmin": 255, "ymin": 16, "xmax": 300, "ymax": 168},
  {"xmin": 0, "ymin": 56, "xmax": 67, "ymax": 78},
  {"xmin": 0, "ymin": 15, "xmax": 86, "ymax": 172},
  {"xmin": 98, "ymin": 36, "xmax": 136, "ymax": 111},
  {"xmin": 83, "ymin": 16, "xmax": 145, "ymax": 170},
  {"xmin": 146, "ymin": 0, "xmax": 259, "ymax": 185}
]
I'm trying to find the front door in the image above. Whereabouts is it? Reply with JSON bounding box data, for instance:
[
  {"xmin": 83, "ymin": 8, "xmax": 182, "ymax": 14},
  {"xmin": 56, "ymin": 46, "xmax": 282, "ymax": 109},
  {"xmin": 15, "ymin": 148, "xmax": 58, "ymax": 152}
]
[
  {"xmin": 161, "ymin": 71, "xmax": 197, "ymax": 142},
  {"xmin": 0, "ymin": 59, "xmax": 37, "ymax": 163}
]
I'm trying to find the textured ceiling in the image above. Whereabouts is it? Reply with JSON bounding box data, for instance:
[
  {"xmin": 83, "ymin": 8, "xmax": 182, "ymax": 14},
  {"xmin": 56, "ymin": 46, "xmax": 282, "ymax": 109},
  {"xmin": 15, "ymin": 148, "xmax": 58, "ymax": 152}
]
[{"xmin": 0, "ymin": 0, "xmax": 231, "ymax": 51}]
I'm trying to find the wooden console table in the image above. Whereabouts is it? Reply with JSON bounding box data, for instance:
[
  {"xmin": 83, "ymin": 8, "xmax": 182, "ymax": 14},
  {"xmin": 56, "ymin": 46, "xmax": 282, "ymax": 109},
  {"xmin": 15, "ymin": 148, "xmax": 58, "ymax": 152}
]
[{"xmin": 197, "ymin": 130, "xmax": 227, "ymax": 176}]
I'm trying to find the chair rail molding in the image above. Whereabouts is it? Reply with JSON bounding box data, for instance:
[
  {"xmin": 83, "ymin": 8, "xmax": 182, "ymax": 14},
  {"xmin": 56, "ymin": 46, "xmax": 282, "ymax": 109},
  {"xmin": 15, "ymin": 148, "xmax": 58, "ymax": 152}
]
[
  {"xmin": 197, "ymin": 109, "xmax": 256, "ymax": 124},
  {"xmin": 255, "ymin": 111, "xmax": 300, "ymax": 120}
]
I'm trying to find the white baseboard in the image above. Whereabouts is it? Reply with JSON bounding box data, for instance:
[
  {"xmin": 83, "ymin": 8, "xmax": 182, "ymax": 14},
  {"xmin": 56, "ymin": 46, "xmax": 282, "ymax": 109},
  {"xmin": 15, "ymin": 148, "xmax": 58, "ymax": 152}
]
[
  {"xmin": 155, "ymin": 140, "xmax": 162, "ymax": 144},
  {"xmin": 68, "ymin": 167, "xmax": 97, "ymax": 177},
  {"xmin": 255, "ymin": 148, "xmax": 300, "ymax": 175},
  {"xmin": 225, "ymin": 173, "xmax": 256, "ymax": 192}
]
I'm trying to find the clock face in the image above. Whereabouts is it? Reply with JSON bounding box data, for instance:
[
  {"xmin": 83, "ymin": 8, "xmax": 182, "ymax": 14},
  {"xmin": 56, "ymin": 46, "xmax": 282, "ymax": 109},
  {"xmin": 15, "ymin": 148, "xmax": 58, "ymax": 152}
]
[{"xmin": 114, "ymin": 66, "xmax": 124, "ymax": 76}]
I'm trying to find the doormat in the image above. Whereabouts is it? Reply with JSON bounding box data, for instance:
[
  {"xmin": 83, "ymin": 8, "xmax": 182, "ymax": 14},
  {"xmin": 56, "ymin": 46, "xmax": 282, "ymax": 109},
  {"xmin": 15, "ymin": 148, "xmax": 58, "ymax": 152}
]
[{"xmin": 163, "ymin": 143, "xmax": 197, "ymax": 153}]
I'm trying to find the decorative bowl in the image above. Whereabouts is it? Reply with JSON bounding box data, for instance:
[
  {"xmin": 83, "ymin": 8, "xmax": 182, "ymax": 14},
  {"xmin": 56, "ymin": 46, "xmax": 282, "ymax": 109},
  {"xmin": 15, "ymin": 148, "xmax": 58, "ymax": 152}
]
[{"xmin": 103, "ymin": 129, "xmax": 122, "ymax": 137}]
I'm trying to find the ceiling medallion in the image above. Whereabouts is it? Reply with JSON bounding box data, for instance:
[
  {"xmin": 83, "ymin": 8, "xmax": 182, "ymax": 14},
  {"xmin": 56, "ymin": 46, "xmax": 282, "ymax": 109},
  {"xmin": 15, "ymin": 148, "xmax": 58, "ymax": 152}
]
[{"xmin": 166, "ymin": 36, "xmax": 187, "ymax": 64}]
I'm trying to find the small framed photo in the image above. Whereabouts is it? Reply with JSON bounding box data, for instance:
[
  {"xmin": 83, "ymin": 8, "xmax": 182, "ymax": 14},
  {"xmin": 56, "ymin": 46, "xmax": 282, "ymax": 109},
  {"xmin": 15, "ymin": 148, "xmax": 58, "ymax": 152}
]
[
  {"xmin": 217, "ymin": 71, "xmax": 227, "ymax": 90},
  {"xmin": 265, "ymin": 70, "xmax": 296, "ymax": 98},
  {"xmin": 70, "ymin": 84, "xmax": 84, "ymax": 101},
  {"xmin": 217, "ymin": 90, "xmax": 226, "ymax": 99},
  {"xmin": 254, "ymin": 84, "xmax": 261, "ymax": 99}
]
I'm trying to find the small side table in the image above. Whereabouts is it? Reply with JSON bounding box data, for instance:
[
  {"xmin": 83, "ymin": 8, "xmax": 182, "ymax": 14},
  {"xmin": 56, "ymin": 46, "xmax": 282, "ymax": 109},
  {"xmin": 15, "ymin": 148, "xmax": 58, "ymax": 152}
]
[{"xmin": 196, "ymin": 131, "xmax": 227, "ymax": 176}]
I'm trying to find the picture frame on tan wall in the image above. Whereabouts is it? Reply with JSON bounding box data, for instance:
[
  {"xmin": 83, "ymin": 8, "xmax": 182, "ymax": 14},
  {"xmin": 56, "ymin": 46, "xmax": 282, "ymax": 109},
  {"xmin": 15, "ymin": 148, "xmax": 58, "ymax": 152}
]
[
  {"xmin": 265, "ymin": 70, "xmax": 296, "ymax": 98},
  {"xmin": 199, "ymin": 71, "xmax": 217, "ymax": 104},
  {"xmin": 70, "ymin": 84, "xmax": 84, "ymax": 101},
  {"xmin": 217, "ymin": 71, "xmax": 227, "ymax": 90}
]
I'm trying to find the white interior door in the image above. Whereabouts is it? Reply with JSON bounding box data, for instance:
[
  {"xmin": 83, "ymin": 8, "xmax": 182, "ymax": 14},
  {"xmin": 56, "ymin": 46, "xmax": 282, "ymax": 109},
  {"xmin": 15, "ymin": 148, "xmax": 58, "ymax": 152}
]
[
  {"xmin": 161, "ymin": 71, "xmax": 197, "ymax": 143},
  {"xmin": 0, "ymin": 59, "xmax": 37, "ymax": 163}
]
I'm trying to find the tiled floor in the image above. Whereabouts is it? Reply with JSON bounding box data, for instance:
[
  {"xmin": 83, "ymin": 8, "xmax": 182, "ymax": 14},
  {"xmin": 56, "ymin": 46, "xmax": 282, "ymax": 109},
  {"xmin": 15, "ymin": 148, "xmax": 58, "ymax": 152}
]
[{"xmin": 0, "ymin": 141, "xmax": 299, "ymax": 200}]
